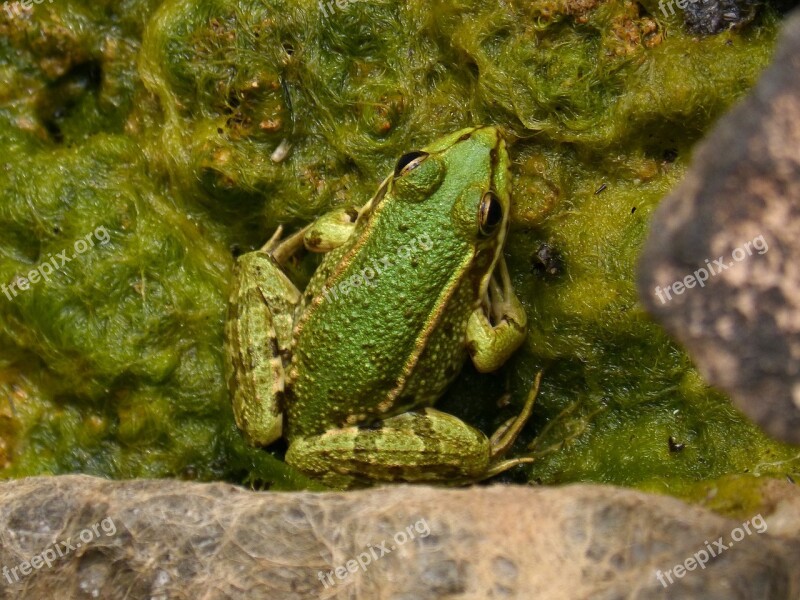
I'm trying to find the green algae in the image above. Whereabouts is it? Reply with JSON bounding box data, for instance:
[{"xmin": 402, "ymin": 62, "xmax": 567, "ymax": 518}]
[{"xmin": 0, "ymin": 0, "xmax": 797, "ymax": 502}]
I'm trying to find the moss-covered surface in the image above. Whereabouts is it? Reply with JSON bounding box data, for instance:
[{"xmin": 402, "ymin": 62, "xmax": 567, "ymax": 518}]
[{"xmin": 0, "ymin": 0, "xmax": 797, "ymax": 504}]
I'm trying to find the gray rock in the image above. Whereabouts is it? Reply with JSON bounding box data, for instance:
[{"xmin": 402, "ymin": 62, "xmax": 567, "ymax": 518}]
[
  {"xmin": 684, "ymin": 0, "xmax": 759, "ymax": 35},
  {"xmin": 638, "ymin": 11, "xmax": 800, "ymax": 445},
  {"xmin": 0, "ymin": 475, "xmax": 798, "ymax": 599}
]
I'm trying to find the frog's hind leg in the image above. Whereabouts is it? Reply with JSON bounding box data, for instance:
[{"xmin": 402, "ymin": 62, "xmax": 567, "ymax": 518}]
[
  {"xmin": 286, "ymin": 373, "xmax": 541, "ymax": 487},
  {"xmin": 225, "ymin": 251, "xmax": 301, "ymax": 446},
  {"xmin": 286, "ymin": 409, "xmax": 494, "ymax": 487}
]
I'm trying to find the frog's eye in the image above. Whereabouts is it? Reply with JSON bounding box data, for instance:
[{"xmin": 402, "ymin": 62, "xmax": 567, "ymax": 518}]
[
  {"xmin": 394, "ymin": 151, "xmax": 429, "ymax": 177},
  {"xmin": 478, "ymin": 191, "xmax": 504, "ymax": 237}
]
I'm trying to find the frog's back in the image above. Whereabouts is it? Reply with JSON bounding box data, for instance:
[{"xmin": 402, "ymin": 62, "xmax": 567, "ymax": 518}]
[
  {"xmin": 285, "ymin": 203, "xmax": 477, "ymax": 438},
  {"xmin": 284, "ymin": 125, "xmax": 506, "ymax": 439}
]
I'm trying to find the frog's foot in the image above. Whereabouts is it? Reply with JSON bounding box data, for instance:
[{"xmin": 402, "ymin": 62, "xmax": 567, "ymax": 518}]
[
  {"xmin": 303, "ymin": 206, "xmax": 359, "ymax": 252},
  {"xmin": 481, "ymin": 370, "xmax": 543, "ymax": 479},
  {"xmin": 265, "ymin": 206, "xmax": 360, "ymax": 265},
  {"xmin": 285, "ymin": 408, "xmax": 494, "ymax": 487},
  {"xmin": 467, "ymin": 255, "xmax": 528, "ymax": 373},
  {"xmin": 263, "ymin": 224, "xmax": 311, "ymax": 265},
  {"xmin": 259, "ymin": 225, "xmax": 286, "ymax": 254},
  {"xmin": 488, "ymin": 254, "xmax": 521, "ymax": 324}
]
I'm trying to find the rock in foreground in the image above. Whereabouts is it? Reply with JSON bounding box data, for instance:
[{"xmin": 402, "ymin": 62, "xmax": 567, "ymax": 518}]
[{"xmin": 0, "ymin": 476, "xmax": 798, "ymax": 599}]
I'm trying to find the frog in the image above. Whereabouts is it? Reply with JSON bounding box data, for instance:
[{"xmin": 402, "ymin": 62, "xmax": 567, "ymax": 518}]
[{"xmin": 224, "ymin": 125, "xmax": 539, "ymax": 488}]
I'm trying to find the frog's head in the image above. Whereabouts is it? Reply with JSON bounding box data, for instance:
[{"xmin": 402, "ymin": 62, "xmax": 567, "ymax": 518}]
[{"xmin": 373, "ymin": 125, "xmax": 511, "ymax": 300}]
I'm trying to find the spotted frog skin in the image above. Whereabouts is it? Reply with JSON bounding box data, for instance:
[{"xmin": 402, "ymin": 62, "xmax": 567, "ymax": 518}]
[{"xmin": 225, "ymin": 126, "xmax": 537, "ymax": 487}]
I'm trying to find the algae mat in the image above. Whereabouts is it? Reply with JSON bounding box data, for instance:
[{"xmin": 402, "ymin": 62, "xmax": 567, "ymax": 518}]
[{"xmin": 0, "ymin": 0, "xmax": 797, "ymax": 503}]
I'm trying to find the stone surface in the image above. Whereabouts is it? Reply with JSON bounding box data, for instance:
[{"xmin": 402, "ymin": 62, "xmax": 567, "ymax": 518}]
[
  {"xmin": 683, "ymin": 0, "xmax": 759, "ymax": 34},
  {"xmin": 638, "ymin": 11, "xmax": 800, "ymax": 445},
  {"xmin": 0, "ymin": 476, "xmax": 798, "ymax": 599}
]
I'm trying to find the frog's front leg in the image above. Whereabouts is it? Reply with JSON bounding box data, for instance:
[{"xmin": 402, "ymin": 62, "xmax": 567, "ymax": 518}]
[
  {"xmin": 467, "ymin": 255, "xmax": 528, "ymax": 373},
  {"xmin": 224, "ymin": 251, "xmax": 301, "ymax": 446},
  {"xmin": 225, "ymin": 207, "xmax": 360, "ymax": 446},
  {"xmin": 269, "ymin": 206, "xmax": 360, "ymax": 264}
]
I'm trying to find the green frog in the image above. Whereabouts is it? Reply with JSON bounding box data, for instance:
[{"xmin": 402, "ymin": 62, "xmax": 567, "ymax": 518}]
[{"xmin": 225, "ymin": 125, "xmax": 538, "ymax": 487}]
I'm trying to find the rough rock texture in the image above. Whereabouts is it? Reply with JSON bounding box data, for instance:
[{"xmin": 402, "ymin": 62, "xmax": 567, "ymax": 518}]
[
  {"xmin": 680, "ymin": 0, "xmax": 800, "ymax": 34},
  {"xmin": 0, "ymin": 476, "xmax": 798, "ymax": 599},
  {"xmin": 683, "ymin": 0, "xmax": 759, "ymax": 34},
  {"xmin": 638, "ymin": 11, "xmax": 800, "ymax": 445}
]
